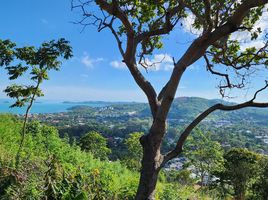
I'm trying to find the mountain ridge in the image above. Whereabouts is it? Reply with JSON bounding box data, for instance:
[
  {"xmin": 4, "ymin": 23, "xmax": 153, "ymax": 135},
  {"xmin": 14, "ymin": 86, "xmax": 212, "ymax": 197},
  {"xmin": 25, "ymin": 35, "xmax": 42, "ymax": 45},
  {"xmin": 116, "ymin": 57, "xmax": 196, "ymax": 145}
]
[{"xmin": 68, "ymin": 96, "xmax": 268, "ymax": 125}]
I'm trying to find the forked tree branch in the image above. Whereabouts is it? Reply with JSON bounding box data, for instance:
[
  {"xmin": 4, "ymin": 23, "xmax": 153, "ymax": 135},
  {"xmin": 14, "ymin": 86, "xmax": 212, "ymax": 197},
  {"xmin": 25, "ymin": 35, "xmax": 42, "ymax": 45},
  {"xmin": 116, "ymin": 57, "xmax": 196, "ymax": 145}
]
[
  {"xmin": 204, "ymin": 54, "xmax": 231, "ymax": 88},
  {"xmin": 103, "ymin": 17, "xmax": 124, "ymax": 57},
  {"xmin": 126, "ymin": 62, "xmax": 159, "ymax": 117},
  {"xmin": 204, "ymin": 54, "xmax": 247, "ymax": 97},
  {"xmin": 135, "ymin": 3, "xmax": 184, "ymax": 43},
  {"xmin": 206, "ymin": 39, "xmax": 268, "ymax": 71},
  {"xmin": 92, "ymin": 0, "xmax": 159, "ymax": 117},
  {"xmin": 74, "ymin": 0, "xmax": 268, "ymax": 131},
  {"xmin": 162, "ymin": 81, "xmax": 268, "ymax": 165},
  {"xmin": 156, "ymin": 0, "xmax": 268, "ymax": 123},
  {"xmin": 95, "ymin": 0, "xmax": 134, "ymax": 36}
]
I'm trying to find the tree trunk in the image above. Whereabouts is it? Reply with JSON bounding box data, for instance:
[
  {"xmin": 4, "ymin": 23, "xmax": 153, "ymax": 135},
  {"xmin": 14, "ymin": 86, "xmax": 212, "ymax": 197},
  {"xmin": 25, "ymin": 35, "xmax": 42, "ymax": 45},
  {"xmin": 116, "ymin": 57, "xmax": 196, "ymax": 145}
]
[
  {"xmin": 135, "ymin": 127, "xmax": 165, "ymax": 200},
  {"xmin": 236, "ymin": 190, "xmax": 245, "ymax": 200}
]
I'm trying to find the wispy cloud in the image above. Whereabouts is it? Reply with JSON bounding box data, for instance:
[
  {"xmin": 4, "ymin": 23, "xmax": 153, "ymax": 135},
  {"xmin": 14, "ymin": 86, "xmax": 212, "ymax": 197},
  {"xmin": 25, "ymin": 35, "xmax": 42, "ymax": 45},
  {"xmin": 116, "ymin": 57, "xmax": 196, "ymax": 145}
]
[
  {"xmin": 188, "ymin": 64, "xmax": 200, "ymax": 71},
  {"xmin": 81, "ymin": 53, "xmax": 103, "ymax": 69},
  {"xmin": 181, "ymin": 13, "xmax": 202, "ymax": 35},
  {"xmin": 230, "ymin": 6, "xmax": 268, "ymax": 50},
  {"xmin": 110, "ymin": 54, "xmax": 175, "ymax": 71},
  {"xmin": 110, "ymin": 60, "xmax": 126, "ymax": 69},
  {"xmin": 181, "ymin": 7, "xmax": 268, "ymax": 51},
  {"xmin": 231, "ymin": 6, "xmax": 268, "ymax": 51},
  {"xmin": 146, "ymin": 54, "xmax": 174, "ymax": 71}
]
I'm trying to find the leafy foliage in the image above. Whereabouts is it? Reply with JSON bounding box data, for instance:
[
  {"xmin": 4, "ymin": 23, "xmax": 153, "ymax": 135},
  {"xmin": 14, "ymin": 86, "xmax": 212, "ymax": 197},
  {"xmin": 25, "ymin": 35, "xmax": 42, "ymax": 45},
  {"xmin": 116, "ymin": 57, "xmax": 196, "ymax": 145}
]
[
  {"xmin": 0, "ymin": 39, "xmax": 16, "ymax": 66},
  {"xmin": 2, "ymin": 38, "xmax": 72, "ymax": 108},
  {"xmin": 122, "ymin": 132, "xmax": 143, "ymax": 170},
  {"xmin": 185, "ymin": 129, "xmax": 224, "ymax": 186},
  {"xmin": 79, "ymin": 131, "xmax": 111, "ymax": 160},
  {"xmin": 251, "ymin": 156, "xmax": 268, "ymax": 200},
  {"xmin": 2, "ymin": 38, "xmax": 73, "ymax": 168},
  {"xmin": 213, "ymin": 148, "xmax": 260, "ymax": 200},
  {"xmin": 0, "ymin": 115, "xmax": 139, "ymax": 199}
]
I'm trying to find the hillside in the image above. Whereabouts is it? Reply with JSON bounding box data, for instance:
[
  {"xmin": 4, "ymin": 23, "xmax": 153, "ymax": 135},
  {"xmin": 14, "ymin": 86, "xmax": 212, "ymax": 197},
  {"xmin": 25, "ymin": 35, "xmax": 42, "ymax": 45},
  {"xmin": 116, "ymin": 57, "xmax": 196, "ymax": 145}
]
[
  {"xmin": 69, "ymin": 96, "xmax": 268, "ymax": 124},
  {"xmin": 28, "ymin": 97, "xmax": 268, "ymax": 157},
  {"xmin": 0, "ymin": 114, "xmax": 139, "ymax": 199},
  {"xmin": 0, "ymin": 114, "xmax": 213, "ymax": 199}
]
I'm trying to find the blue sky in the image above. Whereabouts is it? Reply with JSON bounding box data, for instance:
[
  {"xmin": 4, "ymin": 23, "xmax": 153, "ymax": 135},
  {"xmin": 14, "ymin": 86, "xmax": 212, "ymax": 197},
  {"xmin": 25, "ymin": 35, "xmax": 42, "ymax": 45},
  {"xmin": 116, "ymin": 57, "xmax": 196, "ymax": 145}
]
[{"xmin": 0, "ymin": 0, "xmax": 268, "ymax": 102}]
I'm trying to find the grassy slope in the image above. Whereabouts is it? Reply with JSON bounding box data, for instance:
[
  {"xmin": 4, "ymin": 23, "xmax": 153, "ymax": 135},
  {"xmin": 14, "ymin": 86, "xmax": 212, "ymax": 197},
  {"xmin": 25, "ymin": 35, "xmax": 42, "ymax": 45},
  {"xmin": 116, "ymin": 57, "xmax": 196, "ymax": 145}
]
[{"xmin": 0, "ymin": 114, "xmax": 138, "ymax": 199}]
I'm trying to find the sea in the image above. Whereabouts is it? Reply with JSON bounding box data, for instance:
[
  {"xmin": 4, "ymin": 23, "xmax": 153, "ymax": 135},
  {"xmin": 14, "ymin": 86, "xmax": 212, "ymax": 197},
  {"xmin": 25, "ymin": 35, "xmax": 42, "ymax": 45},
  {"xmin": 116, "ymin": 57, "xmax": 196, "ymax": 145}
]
[{"xmin": 0, "ymin": 100, "xmax": 111, "ymax": 115}]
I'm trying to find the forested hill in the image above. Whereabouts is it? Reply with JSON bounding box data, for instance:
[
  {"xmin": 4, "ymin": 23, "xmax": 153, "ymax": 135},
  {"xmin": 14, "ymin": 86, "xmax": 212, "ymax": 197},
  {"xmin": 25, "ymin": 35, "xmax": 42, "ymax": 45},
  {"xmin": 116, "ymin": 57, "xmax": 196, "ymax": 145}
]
[
  {"xmin": 69, "ymin": 97, "xmax": 268, "ymax": 125},
  {"xmin": 34, "ymin": 97, "xmax": 268, "ymax": 155}
]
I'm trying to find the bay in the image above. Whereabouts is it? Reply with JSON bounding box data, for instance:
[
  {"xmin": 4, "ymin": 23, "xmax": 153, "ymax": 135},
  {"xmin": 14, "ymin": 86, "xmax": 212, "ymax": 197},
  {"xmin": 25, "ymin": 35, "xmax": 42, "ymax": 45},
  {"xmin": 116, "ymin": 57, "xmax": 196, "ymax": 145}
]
[{"xmin": 0, "ymin": 101, "xmax": 111, "ymax": 114}]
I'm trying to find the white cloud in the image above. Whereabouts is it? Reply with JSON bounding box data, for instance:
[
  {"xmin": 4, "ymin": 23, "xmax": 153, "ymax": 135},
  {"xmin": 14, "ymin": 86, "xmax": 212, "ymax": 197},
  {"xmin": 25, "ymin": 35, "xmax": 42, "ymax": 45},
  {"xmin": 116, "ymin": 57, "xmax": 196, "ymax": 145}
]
[
  {"xmin": 181, "ymin": 7, "xmax": 268, "ymax": 50},
  {"xmin": 181, "ymin": 13, "xmax": 203, "ymax": 35},
  {"xmin": 231, "ymin": 7, "xmax": 268, "ymax": 50},
  {"xmin": 110, "ymin": 54, "xmax": 175, "ymax": 71},
  {"xmin": 148, "ymin": 54, "xmax": 174, "ymax": 71},
  {"xmin": 81, "ymin": 55, "xmax": 93, "ymax": 67},
  {"xmin": 188, "ymin": 64, "xmax": 200, "ymax": 71},
  {"xmin": 81, "ymin": 53, "xmax": 103, "ymax": 69},
  {"xmin": 110, "ymin": 60, "xmax": 127, "ymax": 69}
]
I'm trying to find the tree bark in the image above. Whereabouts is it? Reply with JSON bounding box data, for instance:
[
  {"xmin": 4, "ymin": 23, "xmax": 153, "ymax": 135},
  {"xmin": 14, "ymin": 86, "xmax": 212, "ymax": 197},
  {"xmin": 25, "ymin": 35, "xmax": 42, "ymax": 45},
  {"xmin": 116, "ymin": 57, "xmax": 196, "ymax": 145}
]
[
  {"xmin": 135, "ymin": 128, "xmax": 165, "ymax": 200},
  {"xmin": 236, "ymin": 190, "xmax": 245, "ymax": 200}
]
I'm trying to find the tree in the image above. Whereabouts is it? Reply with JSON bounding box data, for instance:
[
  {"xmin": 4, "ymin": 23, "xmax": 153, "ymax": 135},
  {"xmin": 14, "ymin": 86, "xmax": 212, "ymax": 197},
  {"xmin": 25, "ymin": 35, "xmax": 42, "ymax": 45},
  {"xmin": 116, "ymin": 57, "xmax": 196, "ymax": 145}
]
[
  {"xmin": 0, "ymin": 39, "xmax": 72, "ymax": 167},
  {"xmin": 79, "ymin": 131, "xmax": 111, "ymax": 160},
  {"xmin": 217, "ymin": 148, "xmax": 260, "ymax": 200},
  {"xmin": 123, "ymin": 132, "xmax": 143, "ymax": 170},
  {"xmin": 251, "ymin": 156, "xmax": 268, "ymax": 200},
  {"xmin": 72, "ymin": 1, "xmax": 268, "ymax": 199},
  {"xmin": 185, "ymin": 130, "xmax": 224, "ymax": 186},
  {"xmin": 165, "ymin": 169, "xmax": 195, "ymax": 186}
]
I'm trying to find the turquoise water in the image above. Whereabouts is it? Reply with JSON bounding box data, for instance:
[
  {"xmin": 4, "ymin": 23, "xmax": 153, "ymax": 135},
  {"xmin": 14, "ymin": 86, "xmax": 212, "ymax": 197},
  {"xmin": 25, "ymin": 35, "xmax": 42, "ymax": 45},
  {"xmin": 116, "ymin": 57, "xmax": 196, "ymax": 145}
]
[{"xmin": 0, "ymin": 101, "xmax": 109, "ymax": 114}]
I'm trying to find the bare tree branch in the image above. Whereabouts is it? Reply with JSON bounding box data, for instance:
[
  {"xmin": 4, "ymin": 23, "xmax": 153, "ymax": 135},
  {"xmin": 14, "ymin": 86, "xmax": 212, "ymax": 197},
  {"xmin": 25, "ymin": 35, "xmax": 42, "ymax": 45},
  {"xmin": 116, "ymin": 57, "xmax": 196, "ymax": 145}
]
[
  {"xmin": 135, "ymin": 3, "xmax": 184, "ymax": 43},
  {"xmin": 91, "ymin": 0, "xmax": 159, "ymax": 117},
  {"xmin": 95, "ymin": 0, "xmax": 134, "ymax": 36},
  {"xmin": 204, "ymin": 54, "xmax": 247, "ymax": 97},
  {"xmin": 103, "ymin": 17, "xmax": 125, "ymax": 57},
  {"xmin": 156, "ymin": 0, "xmax": 268, "ymax": 123},
  {"xmin": 204, "ymin": 54, "xmax": 231, "ymax": 88},
  {"xmin": 207, "ymin": 39, "xmax": 268, "ymax": 71},
  {"xmin": 162, "ymin": 81, "xmax": 268, "ymax": 165}
]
